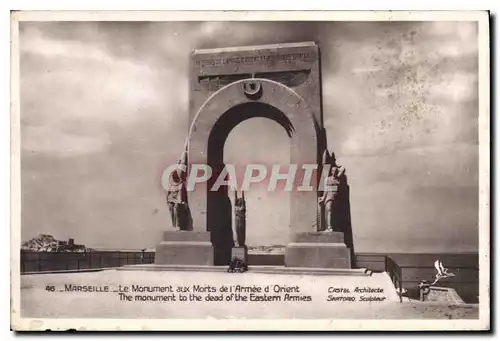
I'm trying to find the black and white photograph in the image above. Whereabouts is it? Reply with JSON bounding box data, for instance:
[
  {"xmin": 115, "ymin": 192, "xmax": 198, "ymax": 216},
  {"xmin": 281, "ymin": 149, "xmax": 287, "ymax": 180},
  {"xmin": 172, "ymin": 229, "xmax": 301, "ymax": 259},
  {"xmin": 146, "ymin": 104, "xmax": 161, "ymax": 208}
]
[{"xmin": 10, "ymin": 11, "xmax": 490, "ymax": 331}]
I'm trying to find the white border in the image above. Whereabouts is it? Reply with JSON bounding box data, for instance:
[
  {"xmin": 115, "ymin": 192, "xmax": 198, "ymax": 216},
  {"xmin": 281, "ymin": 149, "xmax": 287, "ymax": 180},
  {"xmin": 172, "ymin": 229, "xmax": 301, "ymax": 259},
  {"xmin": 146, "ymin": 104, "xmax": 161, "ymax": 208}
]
[
  {"xmin": 9, "ymin": 10, "xmax": 490, "ymax": 331},
  {"xmin": 9, "ymin": 10, "xmax": 490, "ymax": 21}
]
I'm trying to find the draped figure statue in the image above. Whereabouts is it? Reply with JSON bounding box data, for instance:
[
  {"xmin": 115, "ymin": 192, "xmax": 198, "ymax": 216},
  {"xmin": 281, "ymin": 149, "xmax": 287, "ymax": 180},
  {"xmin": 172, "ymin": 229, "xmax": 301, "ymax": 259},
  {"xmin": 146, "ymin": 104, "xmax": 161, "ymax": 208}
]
[
  {"xmin": 318, "ymin": 149, "xmax": 346, "ymax": 232},
  {"xmin": 166, "ymin": 149, "xmax": 189, "ymax": 230},
  {"xmin": 234, "ymin": 191, "xmax": 246, "ymax": 247}
]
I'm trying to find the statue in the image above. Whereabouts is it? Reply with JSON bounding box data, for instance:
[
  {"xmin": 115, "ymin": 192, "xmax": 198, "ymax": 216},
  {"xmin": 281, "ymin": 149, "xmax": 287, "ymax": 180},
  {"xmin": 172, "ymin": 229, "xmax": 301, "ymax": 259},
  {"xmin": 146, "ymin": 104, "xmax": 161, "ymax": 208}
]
[
  {"xmin": 431, "ymin": 259, "xmax": 456, "ymax": 284},
  {"xmin": 234, "ymin": 191, "xmax": 246, "ymax": 247},
  {"xmin": 230, "ymin": 190, "xmax": 248, "ymax": 265},
  {"xmin": 418, "ymin": 260, "xmax": 456, "ymax": 301},
  {"xmin": 318, "ymin": 150, "xmax": 346, "ymax": 232},
  {"xmin": 227, "ymin": 257, "xmax": 248, "ymax": 273},
  {"xmin": 166, "ymin": 149, "xmax": 189, "ymax": 230}
]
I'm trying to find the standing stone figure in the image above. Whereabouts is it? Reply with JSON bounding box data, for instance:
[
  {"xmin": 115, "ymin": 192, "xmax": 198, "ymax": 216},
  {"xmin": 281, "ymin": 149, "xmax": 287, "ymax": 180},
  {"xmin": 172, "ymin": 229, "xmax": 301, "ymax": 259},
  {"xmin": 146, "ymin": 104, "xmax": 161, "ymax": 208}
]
[
  {"xmin": 318, "ymin": 150, "xmax": 346, "ymax": 232},
  {"xmin": 234, "ymin": 191, "xmax": 247, "ymax": 247},
  {"xmin": 166, "ymin": 150, "xmax": 189, "ymax": 230}
]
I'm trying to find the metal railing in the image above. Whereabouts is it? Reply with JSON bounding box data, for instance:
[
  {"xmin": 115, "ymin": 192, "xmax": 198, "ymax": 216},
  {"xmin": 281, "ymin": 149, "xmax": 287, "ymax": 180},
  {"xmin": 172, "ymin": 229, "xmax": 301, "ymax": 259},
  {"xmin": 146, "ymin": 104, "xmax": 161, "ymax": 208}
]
[
  {"xmin": 385, "ymin": 256, "xmax": 403, "ymax": 303},
  {"xmin": 21, "ymin": 250, "xmax": 155, "ymax": 274},
  {"xmin": 371, "ymin": 255, "xmax": 478, "ymax": 304}
]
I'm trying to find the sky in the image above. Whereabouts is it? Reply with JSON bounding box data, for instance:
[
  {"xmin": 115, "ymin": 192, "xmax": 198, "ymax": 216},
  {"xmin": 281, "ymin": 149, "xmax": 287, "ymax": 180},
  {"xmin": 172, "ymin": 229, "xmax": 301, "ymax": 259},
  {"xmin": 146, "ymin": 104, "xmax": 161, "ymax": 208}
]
[{"xmin": 19, "ymin": 21, "xmax": 479, "ymax": 252}]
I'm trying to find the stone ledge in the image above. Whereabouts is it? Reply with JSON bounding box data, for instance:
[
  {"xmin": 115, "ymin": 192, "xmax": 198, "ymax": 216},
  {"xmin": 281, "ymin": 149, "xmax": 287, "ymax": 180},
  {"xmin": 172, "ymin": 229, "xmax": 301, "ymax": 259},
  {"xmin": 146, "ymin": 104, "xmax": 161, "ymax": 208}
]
[
  {"xmin": 158, "ymin": 241, "xmax": 212, "ymax": 246},
  {"xmin": 120, "ymin": 264, "xmax": 370, "ymax": 276},
  {"xmin": 286, "ymin": 242, "xmax": 349, "ymax": 250},
  {"xmin": 162, "ymin": 231, "xmax": 211, "ymax": 242},
  {"xmin": 294, "ymin": 231, "xmax": 345, "ymax": 243}
]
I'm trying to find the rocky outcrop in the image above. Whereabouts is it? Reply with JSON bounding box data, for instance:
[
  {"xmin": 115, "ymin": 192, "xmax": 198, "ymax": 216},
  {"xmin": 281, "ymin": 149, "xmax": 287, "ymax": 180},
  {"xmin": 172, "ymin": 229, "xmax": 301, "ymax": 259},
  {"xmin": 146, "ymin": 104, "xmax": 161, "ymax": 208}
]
[{"xmin": 21, "ymin": 234, "xmax": 90, "ymax": 252}]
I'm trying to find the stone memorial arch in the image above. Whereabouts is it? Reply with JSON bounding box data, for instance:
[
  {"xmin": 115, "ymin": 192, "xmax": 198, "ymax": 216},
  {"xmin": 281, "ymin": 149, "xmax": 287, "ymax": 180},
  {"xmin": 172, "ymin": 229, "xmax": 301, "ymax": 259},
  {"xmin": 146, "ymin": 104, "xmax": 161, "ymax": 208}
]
[{"xmin": 156, "ymin": 42, "xmax": 354, "ymax": 268}]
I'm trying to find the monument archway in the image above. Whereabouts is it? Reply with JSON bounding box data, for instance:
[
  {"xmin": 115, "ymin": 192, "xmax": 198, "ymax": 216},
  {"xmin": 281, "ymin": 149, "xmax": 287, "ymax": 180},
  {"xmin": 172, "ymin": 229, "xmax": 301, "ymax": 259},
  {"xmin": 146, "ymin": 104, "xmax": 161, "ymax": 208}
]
[
  {"xmin": 155, "ymin": 42, "xmax": 354, "ymax": 269},
  {"xmin": 188, "ymin": 79, "xmax": 319, "ymax": 264}
]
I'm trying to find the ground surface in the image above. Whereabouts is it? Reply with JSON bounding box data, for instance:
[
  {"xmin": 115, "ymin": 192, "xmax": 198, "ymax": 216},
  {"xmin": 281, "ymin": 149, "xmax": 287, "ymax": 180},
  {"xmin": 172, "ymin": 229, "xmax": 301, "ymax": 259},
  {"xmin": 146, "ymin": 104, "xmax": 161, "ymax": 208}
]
[{"xmin": 20, "ymin": 269, "xmax": 478, "ymax": 319}]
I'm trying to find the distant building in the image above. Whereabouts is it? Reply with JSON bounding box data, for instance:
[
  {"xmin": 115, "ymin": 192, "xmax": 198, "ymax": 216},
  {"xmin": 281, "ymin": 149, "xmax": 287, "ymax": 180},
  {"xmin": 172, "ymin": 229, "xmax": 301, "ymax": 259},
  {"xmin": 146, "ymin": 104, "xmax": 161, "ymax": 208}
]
[{"xmin": 21, "ymin": 234, "xmax": 90, "ymax": 252}]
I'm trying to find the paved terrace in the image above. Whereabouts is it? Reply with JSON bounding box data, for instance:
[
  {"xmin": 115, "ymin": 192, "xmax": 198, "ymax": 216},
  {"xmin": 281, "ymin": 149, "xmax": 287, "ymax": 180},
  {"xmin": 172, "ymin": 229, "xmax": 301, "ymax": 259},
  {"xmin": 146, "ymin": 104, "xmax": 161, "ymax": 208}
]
[{"xmin": 20, "ymin": 269, "xmax": 478, "ymax": 319}]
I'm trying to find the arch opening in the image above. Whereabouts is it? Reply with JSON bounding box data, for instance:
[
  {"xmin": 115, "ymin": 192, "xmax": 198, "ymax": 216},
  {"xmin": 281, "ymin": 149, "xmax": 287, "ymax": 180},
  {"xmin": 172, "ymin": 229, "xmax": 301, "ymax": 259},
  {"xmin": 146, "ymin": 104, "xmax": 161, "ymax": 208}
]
[
  {"xmin": 186, "ymin": 79, "xmax": 320, "ymax": 266},
  {"xmin": 207, "ymin": 102, "xmax": 294, "ymax": 264}
]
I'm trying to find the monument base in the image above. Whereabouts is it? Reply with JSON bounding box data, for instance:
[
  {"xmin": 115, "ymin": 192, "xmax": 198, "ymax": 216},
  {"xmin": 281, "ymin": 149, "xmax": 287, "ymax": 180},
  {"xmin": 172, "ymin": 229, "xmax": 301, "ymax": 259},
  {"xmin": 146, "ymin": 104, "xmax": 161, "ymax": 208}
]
[
  {"xmin": 231, "ymin": 246, "xmax": 248, "ymax": 263},
  {"xmin": 284, "ymin": 231, "xmax": 352, "ymax": 269},
  {"xmin": 155, "ymin": 231, "xmax": 214, "ymax": 266}
]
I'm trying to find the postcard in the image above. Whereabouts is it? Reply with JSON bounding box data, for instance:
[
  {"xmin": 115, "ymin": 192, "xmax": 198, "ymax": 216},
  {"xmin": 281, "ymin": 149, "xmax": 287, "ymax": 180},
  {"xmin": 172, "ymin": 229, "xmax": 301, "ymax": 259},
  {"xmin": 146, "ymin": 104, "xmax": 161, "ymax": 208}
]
[{"xmin": 10, "ymin": 10, "xmax": 490, "ymax": 331}]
